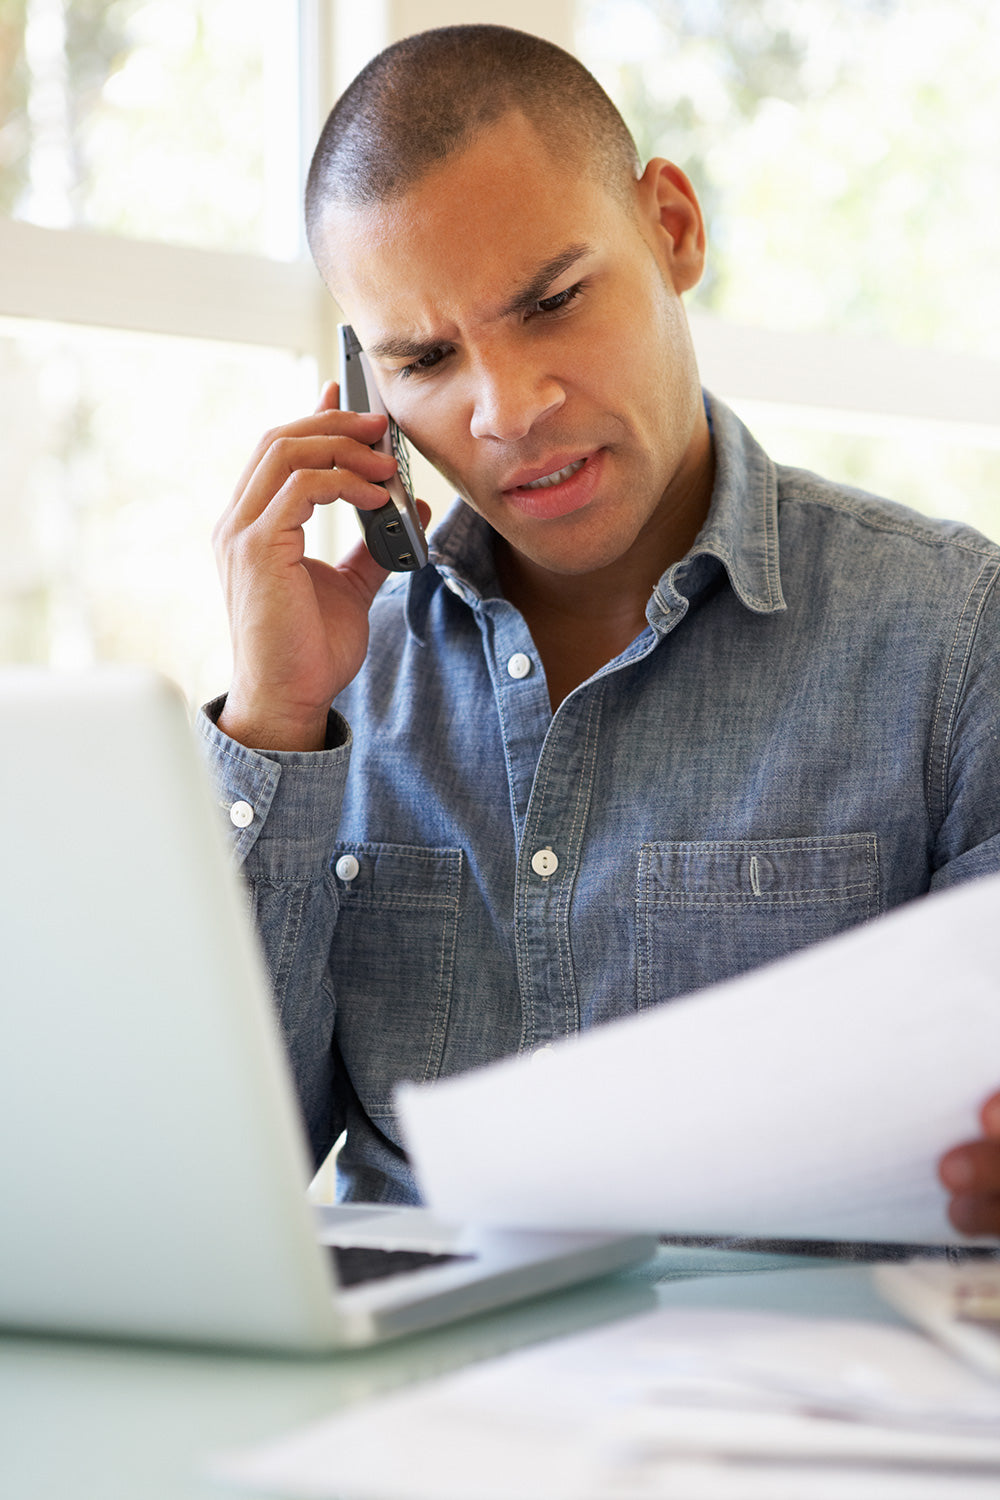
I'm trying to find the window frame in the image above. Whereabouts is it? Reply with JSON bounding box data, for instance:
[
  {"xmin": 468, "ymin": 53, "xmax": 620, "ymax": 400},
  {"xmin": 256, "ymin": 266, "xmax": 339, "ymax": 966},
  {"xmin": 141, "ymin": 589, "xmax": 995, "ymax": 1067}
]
[
  {"xmin": 689, "ymin": 311, "xmax": 1000, "ymax": 445},
  {"xmin": 0, "ymin": 0, "xmax": 339, "ymax": 367},
  {"xmin": 4, "ymin": 0, "xmax": 998, "ymax": 506}
]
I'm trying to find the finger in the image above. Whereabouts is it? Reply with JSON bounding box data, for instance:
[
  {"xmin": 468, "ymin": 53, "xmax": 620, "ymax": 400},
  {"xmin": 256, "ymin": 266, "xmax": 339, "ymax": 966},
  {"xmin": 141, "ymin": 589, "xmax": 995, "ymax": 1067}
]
[
  {"xmin": 226, "ymin": 410, "xmax": 388, "ymax": 514},
  {"xmin": 304, "ymin": 536, "xmax": 389, "ymax": 612},
  {"xmin": 939, "ymin": 1140, "xmax": 1000, "ymax": 1196},
  {"xmin": 981, "ymin": 1092, "xmax": 1000, "ymax": 1136},
  {"xmin": 229, "ymin": 433, "xmax": 397, "ymax": 532},
  {"xmin": 307, "ymin": 502, "xmax": 433, "ymax": 611},
  {"xmin": 415, "ymin": 498, "xmax": 433, "ymax": 531},
  {"xmin": 947, "ymin": 1193, "xmax": 1000, "ymax": 1237},
  {"xmin": 252, "ymin": 465, "xmax": 396, "ymax": 546},
  {"xmin": 315, "ymin": 380, "xmax": 340, "ymax": 414}
]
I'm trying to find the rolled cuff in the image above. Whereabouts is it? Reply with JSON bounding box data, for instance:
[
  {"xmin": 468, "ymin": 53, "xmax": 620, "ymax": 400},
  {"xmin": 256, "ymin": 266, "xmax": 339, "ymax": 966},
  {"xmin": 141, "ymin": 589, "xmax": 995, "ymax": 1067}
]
[{"xmin": 196, "ymin": 696, "xmax": 351, "ymax": 879}]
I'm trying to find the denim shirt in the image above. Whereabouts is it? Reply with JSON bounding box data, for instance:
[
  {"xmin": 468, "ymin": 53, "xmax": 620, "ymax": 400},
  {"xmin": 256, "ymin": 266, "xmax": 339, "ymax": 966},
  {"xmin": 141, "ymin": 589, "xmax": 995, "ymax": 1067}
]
[{"xmin": 198, "ymin": 394, "xmax": 1000, "ymax": 1204}]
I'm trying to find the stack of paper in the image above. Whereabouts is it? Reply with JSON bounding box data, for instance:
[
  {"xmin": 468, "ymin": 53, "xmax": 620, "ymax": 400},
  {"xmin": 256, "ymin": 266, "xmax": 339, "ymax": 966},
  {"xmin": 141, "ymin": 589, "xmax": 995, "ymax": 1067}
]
[
  {"xmin": 212, "ymin": 1304, "xmax": 1000, "ymax": 1499},
  {"xmin": 213, "ymin": 879, "xmax": 1000, "ymax": 1497},
  {"xmin": 398, "ymin": 874, "xmax": 1000, "ymax": 1244}
]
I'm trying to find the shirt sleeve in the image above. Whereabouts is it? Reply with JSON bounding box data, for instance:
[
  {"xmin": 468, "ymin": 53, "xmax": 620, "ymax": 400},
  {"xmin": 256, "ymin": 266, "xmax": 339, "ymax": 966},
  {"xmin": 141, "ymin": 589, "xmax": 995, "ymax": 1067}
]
[
  {"xmin": 195, "ymin": 698, "xmax": 351, "ymax": 1166},
  {"xmin": 929, "ymin": 561, "xmax": 1000, "ymax": 893}
]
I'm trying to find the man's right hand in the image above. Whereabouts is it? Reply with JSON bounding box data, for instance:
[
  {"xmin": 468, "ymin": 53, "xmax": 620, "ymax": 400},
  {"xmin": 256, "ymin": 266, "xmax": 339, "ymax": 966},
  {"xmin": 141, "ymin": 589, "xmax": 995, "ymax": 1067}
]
[{"xmin": 212, "ymin": 383, "xmax": 427, "ymax": 751}]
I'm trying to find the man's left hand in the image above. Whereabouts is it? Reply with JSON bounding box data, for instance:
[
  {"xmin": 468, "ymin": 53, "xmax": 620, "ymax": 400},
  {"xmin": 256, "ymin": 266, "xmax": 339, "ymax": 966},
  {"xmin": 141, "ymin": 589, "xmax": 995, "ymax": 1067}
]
[{"xmin": 939, "ymin": 1090, "xmax": 1000, "ymax": 1236}]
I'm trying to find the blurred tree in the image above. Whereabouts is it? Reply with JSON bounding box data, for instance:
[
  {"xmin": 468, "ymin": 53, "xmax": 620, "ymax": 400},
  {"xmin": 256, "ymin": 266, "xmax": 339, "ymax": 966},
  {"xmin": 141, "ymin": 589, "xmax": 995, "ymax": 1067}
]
[
  {"xmin": 0, "ymin": 0, "xmax": 137, "ymax": 220},
  {"xmin": 0, "ymin": 0, "xmax": 29, "ymax": 213},
  {"xmin": 578, "ymin": 0, "xmax": 999, "ymax": 359}
]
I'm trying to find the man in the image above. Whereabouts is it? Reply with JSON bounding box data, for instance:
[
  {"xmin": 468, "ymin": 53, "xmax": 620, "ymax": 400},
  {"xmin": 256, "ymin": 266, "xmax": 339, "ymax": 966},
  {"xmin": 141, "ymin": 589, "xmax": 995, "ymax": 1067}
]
[{"xmin": 205, "ymin": 25, "xmax": 1000, "ymax": 1233}]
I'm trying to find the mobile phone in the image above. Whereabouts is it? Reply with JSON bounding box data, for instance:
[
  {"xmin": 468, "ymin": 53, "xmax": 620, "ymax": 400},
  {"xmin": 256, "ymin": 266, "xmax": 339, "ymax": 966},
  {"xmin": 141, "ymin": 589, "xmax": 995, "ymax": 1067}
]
[{"xmin": 337, "ymin": 324, "xmax": 429, "ymax": 572}]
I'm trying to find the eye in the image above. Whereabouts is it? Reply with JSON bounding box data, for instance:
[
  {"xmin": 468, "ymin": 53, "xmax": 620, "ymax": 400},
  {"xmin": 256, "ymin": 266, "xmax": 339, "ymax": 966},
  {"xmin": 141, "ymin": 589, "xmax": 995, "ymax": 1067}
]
[
  {"xmin": 530, "ymin": 282, "xmax": 585, "ymax": 318},
  {"xmin": 399, "ymin": 345, "xmax": 450, "ymax": 379}
]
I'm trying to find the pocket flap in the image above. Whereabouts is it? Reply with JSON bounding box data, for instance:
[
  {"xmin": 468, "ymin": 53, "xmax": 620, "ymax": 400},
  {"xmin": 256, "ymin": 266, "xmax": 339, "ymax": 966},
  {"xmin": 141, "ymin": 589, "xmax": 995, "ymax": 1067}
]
[
  {"xmin": 640, "ymin": 834, "xmax": 880, "ymax": 909},
  {"xmin": 331, "ymin": 842, "xmax": 463, "ymax": 910}
]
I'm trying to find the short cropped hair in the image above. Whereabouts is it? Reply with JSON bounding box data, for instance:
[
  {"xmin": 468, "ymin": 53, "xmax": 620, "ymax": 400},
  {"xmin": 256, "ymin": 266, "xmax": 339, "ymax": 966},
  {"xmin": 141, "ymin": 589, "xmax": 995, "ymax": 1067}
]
[{"xmin": 305, "ymin": 24, "xmax": 641, "ymax": 254}]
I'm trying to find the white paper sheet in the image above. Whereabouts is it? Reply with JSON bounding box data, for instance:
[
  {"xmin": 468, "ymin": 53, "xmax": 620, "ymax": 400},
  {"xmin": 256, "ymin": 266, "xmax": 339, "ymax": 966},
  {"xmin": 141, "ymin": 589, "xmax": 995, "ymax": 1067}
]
[
  {"xmin": 397, "ymin": 873, "xmax": 1000, "ymax": 1243},
  {"xmin": 212, "ymin": 1305, "xmax": 1000, "ymax": 1500}
]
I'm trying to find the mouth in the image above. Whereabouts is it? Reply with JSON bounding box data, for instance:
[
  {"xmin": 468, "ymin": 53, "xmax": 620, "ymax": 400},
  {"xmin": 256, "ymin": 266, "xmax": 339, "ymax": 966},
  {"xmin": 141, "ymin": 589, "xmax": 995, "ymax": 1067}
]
[
  {"xmin": 519, "ymin": 457, "xmax": 587, "ymax": 491},
  {"xmin": 501, "ymin": 450, "xmax": 604, "ymax": 521}
]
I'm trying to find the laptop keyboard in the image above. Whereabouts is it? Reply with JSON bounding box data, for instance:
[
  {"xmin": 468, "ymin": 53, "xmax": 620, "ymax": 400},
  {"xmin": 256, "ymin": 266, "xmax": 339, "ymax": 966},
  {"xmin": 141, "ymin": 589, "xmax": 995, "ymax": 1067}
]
[{"xmin": 327, "ymin": 1244, "xmax": 476, "ymax": 1288}]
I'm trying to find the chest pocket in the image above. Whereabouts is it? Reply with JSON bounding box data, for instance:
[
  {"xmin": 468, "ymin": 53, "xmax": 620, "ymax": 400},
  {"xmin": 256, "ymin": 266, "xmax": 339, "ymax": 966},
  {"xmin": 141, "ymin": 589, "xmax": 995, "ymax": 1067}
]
[
  {"xmin": 636, "ymin": 833, "xmax": 881, "ymax": 1007},
  {"xmin": 331, "ymin": 842, "xmax": 463, "ymax": 1122}
]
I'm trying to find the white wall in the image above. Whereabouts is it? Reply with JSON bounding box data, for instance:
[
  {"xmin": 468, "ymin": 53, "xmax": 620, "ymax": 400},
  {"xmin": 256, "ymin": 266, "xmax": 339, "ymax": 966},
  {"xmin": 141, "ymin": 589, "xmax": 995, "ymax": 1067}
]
[
  {"xmin": 383, "ymin": 0, "xmax": 572, "ymax": 48},
  {"xmin": 332, "ymin": 0, "xmax": 574, "ymax": 96}
]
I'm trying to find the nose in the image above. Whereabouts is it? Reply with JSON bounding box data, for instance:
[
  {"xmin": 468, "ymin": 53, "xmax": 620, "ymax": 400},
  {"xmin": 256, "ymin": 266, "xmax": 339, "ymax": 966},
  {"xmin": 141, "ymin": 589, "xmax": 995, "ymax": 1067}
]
[{"xmin": 468, "ymin": 350, "xmax": 565, "ymax": 442}]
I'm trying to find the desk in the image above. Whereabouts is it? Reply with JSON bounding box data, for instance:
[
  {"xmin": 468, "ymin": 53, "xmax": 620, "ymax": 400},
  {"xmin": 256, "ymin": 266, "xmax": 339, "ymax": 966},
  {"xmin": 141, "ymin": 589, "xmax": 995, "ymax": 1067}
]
[{"xmin": 0, "ymin": 1247, "xmax": 906, "ymax": 1500}]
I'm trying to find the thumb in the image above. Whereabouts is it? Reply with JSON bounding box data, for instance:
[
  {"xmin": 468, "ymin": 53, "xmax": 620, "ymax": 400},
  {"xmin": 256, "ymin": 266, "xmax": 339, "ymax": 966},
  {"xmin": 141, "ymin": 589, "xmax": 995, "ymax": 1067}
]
[
  {"xmin": 315, "ymin": 379, "xmax": 340, "ymax": 414},
  {"xmin": 308, "ymin": 535, "xmax": 390, "ymax": 608},
  {"xmin": 982, "ymin": 1091, "xmax": 1000, "ymax": 1136}
]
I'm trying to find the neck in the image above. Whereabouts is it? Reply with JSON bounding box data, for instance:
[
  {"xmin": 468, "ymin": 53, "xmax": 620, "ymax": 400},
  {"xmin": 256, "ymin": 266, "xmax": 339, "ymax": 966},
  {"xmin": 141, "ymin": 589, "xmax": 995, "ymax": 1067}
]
[{"xmin": 496, "ymin": 426, "xmax": 714, "ymax": 710}]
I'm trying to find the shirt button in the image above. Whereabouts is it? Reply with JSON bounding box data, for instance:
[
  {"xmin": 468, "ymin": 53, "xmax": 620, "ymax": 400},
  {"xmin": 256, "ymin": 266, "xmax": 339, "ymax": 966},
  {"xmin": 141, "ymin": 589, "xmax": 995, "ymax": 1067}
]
[
  {"xmin": 335, "ymin": 854, "xmax": 360, "ymax": 883},
  {"xmin": 507, "ymin": 652, "xmax": 532, "ymax": 679},
  {"xmin": 229, "ymin": 800, "xmax": 254, "ymax": 828},
  {"xmin": 443, "ymin": 576, "xmax": 473, "ymax": 605},
  {"xmin": 530, "ymin": 847, "xmax": 559, "ymax": 878},
  {"xmin": 530, "ymin": 1043, "xmax": 555, "ymax": 1064}
]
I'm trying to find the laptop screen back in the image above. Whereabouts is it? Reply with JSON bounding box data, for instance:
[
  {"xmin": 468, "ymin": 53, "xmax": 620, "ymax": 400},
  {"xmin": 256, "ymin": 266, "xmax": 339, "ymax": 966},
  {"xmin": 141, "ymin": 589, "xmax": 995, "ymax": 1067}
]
[{"xmin": 0, "ymin": 669, "xmax": 341, "ymax": 1350}]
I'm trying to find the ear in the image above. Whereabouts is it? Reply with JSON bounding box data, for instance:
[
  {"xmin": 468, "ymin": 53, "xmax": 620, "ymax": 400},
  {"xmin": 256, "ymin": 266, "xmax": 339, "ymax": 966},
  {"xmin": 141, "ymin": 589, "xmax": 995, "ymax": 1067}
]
[{"xmin": 634, "ymin": 159, "xmax": 706, "ymax": 294}]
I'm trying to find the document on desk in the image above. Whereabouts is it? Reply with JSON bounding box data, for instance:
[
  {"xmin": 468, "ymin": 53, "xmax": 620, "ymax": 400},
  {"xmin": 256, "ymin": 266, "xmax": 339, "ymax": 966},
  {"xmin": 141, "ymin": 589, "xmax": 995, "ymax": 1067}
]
[
  {"xmin": 212, "ymin": 1304, "xmax": 1000, "ymax": 1499},
  {"xmin": 398, "ymin": 872, "xmax": 1000, "ymax": 1244}
]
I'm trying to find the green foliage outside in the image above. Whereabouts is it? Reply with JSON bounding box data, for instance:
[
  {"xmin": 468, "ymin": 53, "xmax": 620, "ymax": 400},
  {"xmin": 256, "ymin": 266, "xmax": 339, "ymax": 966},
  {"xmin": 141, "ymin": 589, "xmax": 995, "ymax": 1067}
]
[
  {"xmin": 578, "ymin": 0, "xmax": 1000, "ymax": 534},
  {"xmin": 578, "ymin": 0, "xmax": 999, "ymax": 360}
]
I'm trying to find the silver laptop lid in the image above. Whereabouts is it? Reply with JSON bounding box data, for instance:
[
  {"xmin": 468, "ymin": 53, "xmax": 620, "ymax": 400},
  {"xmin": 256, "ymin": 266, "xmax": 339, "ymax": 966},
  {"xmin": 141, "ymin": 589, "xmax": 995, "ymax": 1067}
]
[{"xmin": 0, "ymin": 668, "xmax": 342, "ymax": 1350}]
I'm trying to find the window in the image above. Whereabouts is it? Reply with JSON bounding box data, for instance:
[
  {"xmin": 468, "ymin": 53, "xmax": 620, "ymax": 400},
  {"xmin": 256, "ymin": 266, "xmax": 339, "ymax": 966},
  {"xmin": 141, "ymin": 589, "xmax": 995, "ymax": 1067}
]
[
  {"xmin": 0, "ymin": 0, "xmax": 333, "ymax": 704},
  {"xmin": 4, "ymin": 0, "xmax": 301, "ymax": 254},
  {"xmin": 576, "ymin": 0, "xmax": 1000, "ymax": 537},
  {"xmin": 0, "ymin": 316, "xmax": 315, "ymax": 696}
]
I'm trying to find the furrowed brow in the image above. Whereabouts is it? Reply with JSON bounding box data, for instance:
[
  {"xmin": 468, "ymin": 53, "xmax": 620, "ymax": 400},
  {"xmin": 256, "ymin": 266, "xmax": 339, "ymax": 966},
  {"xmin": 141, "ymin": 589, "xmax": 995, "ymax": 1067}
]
[
  {"xmin": 366, "ymin": 331, "xmax": 446, "ymax": 362},
  {"xmin": 498, "ymin": 243, "xmax": 592, "ymax": 319},
  {"xmin": 365, "ymin": 243, "xmax": 594, "ymax": 363}
]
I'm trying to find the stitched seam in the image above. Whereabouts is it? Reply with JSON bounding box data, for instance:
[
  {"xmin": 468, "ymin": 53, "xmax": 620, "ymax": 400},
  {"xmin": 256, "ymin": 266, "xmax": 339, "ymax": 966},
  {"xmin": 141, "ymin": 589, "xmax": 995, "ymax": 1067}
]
[
  {"xmin": 331, "ymin": 845, "xmax": 463, "ymax": 910},
  {"xmin": 683, "ymin": 541, "xmax": 775, "ymax": 613},
  {"xmin": 781, "ymin": 492, "xmax": 1000, "ymax": 558},
  {"xmin": 266, "ymin": 881, "xmax": 308, "ymax": 1018},
  {"xmin": 516, "ymin": 700, "xmax": 561, "ymax": 1050},
  {"xmin": 926, "ymin": 560, "xmax": 999, "ymax": 831},
  {"xmin": 643, "ymin": 835, "xmax": 877, "ymax": 854},
  {"xmin": 636, "ymin": 850, "xmax": 651, "ymax": 1010},
  {"xmin": 332, "ymin": 841, "xmax": 463, "ymax": 863},
  {"xmin": 342, "ymin": 892, "xmax": 459, "ymax": 911},
  {"xmin": 514, "ymin": 823, "xmax": 533, "ymax": 1052},
  {"xmin": 641, "ymin": 835, "xmax": 880, "ymax": 906},
  {"xmin": 867, "ymin": 835, "xmax": 881, "ymax": 918},
  {"xmin": 480, "ymin": 608, "xmax": 542, "ymax": 841},
  {"xmin": 647, "ymin": 889, "xmax": 876, "ymax": 909},
  {"xmin": 646, "ymin": 878, "xmax": 876, "ymax": 901},
  {"xmin": 420, "ymin": 852, "xmax": 463, "ymax": 1084},
  {"xmin": 553, "ymin": 687, "xmax": 603, "ymax": 1038},
  {"xmin": 760, "ymin": 453, "xmax": 779, "ymax": 608}
]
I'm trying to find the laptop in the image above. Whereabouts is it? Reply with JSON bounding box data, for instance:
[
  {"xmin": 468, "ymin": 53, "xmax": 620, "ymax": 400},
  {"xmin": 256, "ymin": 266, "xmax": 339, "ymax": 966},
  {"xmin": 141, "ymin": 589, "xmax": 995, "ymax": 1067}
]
[{"xmin": 0, "ymin": 667, "xmax": 654, "ymax": 1352}]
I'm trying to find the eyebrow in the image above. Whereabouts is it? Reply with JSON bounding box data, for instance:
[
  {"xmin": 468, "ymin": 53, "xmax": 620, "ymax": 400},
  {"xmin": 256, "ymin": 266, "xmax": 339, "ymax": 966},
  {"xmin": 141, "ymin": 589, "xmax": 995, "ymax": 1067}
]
[
  {"xmin": 498, "ymin": 242, "xmax": 592, "ymax": 319},
  {"xmin": 365, "ymin": 242, "xmax": 593, "ymax": 363}
]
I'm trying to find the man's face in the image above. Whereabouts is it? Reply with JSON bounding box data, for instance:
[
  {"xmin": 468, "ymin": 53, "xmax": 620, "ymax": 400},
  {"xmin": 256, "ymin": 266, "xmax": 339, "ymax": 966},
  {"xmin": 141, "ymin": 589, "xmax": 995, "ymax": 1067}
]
[{"xmin": 320, "ymin": 111, "xmax": 709, "ymax": 580}]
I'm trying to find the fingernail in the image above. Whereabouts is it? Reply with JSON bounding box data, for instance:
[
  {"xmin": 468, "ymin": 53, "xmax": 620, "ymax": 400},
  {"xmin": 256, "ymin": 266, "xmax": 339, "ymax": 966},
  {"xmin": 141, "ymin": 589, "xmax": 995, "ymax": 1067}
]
[{"xmin": 941, "ymin": 1152, "xmax": 975, "ymax": 1191}]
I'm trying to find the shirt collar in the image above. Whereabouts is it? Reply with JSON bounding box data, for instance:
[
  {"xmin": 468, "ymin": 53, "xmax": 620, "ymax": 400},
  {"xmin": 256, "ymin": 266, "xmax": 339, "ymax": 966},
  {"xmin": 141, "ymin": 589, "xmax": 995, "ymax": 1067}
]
[
  {"xmin": 404, "ymin": 390, "xmax": 786, "ymax": 643},
  {"xmin": 404, "ymin": 501, "xmax": 498, "ymax": 642},
  {"xmin": 664, "ymin": 391, "xmax": 786, "ymax": 618}
]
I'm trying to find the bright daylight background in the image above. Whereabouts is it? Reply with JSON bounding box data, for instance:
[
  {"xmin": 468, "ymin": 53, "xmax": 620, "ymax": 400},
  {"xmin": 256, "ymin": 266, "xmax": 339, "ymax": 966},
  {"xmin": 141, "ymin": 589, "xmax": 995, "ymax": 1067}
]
[{"xmin": 1, "ymin": 0, "xmax": 999, "ymax": 707}]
